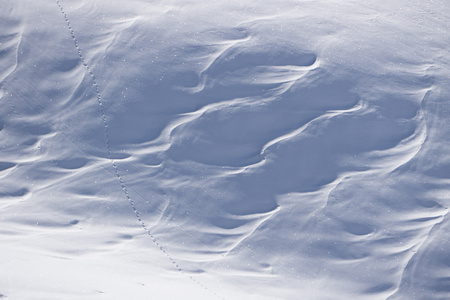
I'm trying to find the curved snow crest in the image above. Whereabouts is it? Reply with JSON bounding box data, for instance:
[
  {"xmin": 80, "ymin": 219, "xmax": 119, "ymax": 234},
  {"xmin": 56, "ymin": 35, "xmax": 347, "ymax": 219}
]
[
  {"xmin": 261, "ymin": 98, "xmax": 366, "ymax": 155},
  {"xmin": 180, "ymin": 34, "xmax": 319, "ymax": 95},
  {"xmin": 0, "ymin": 32, "xmax": 23, "ymax": 84}
]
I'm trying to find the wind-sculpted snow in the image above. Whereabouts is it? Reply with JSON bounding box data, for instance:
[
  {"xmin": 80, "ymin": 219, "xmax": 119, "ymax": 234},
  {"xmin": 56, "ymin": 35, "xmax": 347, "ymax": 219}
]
[{"xmin": 1, "ymin": 0, "xmax": 450, "ymax": 299}]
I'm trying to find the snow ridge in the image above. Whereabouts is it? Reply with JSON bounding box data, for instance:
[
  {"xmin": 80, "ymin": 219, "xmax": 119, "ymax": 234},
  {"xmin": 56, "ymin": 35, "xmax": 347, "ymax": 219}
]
[{"xmin": 55, "ymin": 1, "xmax": 223, "ymax": 298}]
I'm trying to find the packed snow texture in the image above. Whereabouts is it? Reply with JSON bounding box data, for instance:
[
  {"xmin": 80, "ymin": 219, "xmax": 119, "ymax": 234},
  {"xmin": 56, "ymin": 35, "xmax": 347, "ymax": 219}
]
[{"xmin": 1, "ymin": 0, "xmax": 450, "ymax": 299}]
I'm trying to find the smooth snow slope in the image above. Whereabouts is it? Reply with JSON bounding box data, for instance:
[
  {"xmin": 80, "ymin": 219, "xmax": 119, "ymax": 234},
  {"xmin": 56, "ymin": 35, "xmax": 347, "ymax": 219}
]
[{"xmin": 1, "ymin": 0, "xmax": 450, "ymax": 299}]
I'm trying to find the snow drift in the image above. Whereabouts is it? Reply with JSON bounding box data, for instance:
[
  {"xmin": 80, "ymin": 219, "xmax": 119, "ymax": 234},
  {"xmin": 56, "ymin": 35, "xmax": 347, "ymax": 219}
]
[{"xmin": 1, "ymin": 0, "xmax": 450, "ymax": 299}]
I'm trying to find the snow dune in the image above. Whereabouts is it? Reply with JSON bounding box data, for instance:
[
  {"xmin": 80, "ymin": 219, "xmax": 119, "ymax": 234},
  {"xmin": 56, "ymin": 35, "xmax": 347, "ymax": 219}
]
[{"xmin": 1, "ymin": 0, "xmax": 450, "ymax": 299}]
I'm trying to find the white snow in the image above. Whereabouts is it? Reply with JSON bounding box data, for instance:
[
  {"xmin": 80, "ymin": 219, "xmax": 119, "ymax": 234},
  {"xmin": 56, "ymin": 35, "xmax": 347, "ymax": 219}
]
[{"xmin": 1, "ymin": 0, "xmax": 450, "ymax": 299}]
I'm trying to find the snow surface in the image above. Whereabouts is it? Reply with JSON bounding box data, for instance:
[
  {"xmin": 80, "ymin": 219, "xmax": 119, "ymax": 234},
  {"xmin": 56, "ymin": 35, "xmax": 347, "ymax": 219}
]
[{"xmin": 1, "ymin": 0, "xmax": 450, "ymax": 299}]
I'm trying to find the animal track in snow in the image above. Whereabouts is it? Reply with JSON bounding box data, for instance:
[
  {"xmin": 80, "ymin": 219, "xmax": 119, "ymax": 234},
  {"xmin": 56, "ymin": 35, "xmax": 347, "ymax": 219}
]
[{"xmin": 55, "ymin": 1, "xmax": 224, "ymax": 299}]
